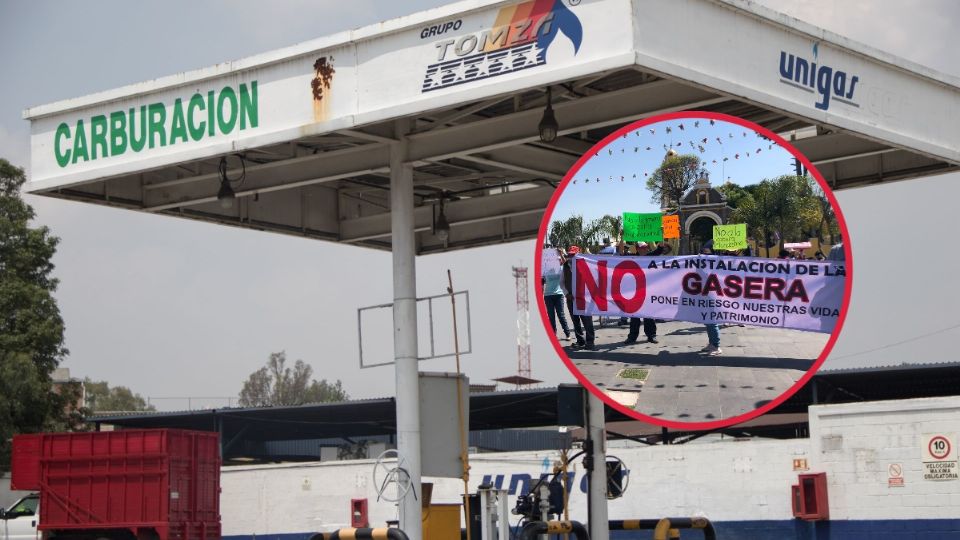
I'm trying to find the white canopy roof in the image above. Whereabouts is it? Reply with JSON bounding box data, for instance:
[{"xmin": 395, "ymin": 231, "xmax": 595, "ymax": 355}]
[{"xmin": 23, "ymin": 0, "xmax": 960, "ymax": 253}]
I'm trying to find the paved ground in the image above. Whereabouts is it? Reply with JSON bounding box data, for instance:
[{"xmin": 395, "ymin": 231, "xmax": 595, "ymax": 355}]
[{"xmin": 565, "ymin": 320, "xmax": 828, "ymax": 423}]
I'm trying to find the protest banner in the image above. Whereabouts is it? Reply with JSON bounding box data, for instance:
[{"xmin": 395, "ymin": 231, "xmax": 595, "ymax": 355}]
[
  {"xmin": 713, "ymin": 223, "xmax": 747, "ymax": 251},
  {"xmin": 662, "ymin": 215, "xmax": 681, "ymax": 239},
  {"xmin": 571, "ymin": 254, "xmax": 845, "ymax": 333},
  {"xmin": 623, "ymin": 212, "xmax": 663, "ymax": 243}
]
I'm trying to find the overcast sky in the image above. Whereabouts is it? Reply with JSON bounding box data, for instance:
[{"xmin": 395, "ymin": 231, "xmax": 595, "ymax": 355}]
[{"xmin": 1, "ymin": 1, "xmax": 958, "ymax": 410}]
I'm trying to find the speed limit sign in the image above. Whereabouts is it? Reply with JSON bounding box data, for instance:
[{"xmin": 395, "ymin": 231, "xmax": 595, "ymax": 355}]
[
  {"xmin": 923, "ymin": 434, "xmax": 956, "ymax": 462},
  {"xmin": 922, "ymin": 434, "xmax": 958, "ymax": 481}
]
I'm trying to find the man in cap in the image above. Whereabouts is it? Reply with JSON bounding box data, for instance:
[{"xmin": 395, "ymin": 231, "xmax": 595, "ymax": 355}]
[{"xmin": 562, "ymin": 245, "xmax": 595, "ymax": 350}]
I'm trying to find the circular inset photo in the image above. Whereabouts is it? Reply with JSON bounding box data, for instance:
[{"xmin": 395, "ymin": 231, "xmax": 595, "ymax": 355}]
[{"xmin": 536, "ymin": 112, "xmax": 851, "ymax": 429}]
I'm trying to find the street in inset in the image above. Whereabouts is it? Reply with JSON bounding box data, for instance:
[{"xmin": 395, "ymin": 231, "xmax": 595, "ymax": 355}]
[{"xmin": 567, "ymin": 320, "xmax": 826, "ymax": 422}]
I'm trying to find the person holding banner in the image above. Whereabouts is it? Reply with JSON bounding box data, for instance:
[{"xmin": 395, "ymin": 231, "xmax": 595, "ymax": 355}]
[
  {"xmin": 700, "ymin": 240, "xmax": 723, "ymax": 356},
  {"xmin": 624, "ymin": 241, "xmax": 662, "ymax": 345},
  {"xmin": 542, "ymin": 248, "xmax": 572, "ymax": 341},
  {"xmin": 562, "ymin": 246, "xmax": 595, "ymax": 350}
]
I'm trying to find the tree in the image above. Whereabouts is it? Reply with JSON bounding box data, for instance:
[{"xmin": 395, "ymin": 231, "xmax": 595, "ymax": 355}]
[
  {"xmin": 547, "ymin": 215, "xmax": 603, "ymax": 253},
  {"xmin": 646, "ymin": 153, "xmax": 705, "ymax": 209},
  {"xmin": 0, "ymin": 158, "xmax": 74, "ymax": 471},
  {"xmin": 594, "ymin": 214, "xmax": 623, "ymax": 245},
  {"xmin": 811, "ymin": 183, "xmax": 840, "ymax": 245},
  {"xmin": 732, "ymin": 175, "xmax": 836, "ymax": 253},
  {"xmin": 238, "ymin": 351, "xmax": 348, "ymax": 407},
  {"xmin": 733, "ymin": 181, "xmax": 779, "ymax": 250},
  {"xmin": 84, "ymin": 379, "xmax": 156, "ymax": 412},
  {"xmin": 716, "ymin": 181, "xmax": 753, "ymax": 209}
]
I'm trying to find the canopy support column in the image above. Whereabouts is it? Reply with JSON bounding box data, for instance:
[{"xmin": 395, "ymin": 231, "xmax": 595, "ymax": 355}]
[
  {"xmin": 587, "ymin": 391, "xmax": 610, "ymax": 540},
  {"xmin": 391, "ymin": 118, "xmax": 423, "ymax": 540}
]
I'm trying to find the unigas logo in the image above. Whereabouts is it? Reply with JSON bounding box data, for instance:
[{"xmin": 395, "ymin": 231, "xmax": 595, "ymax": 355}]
[{"xmin": 778, "ymin": 42, "xmax": 860, "ymax": 111}]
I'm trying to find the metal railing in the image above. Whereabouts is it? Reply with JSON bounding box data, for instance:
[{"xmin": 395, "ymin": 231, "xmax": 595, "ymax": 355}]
[
  {"xmin": 609, "ymin": 517, "xmax": 716, "ymax": 540},
  {"xmin": 309, "ymin": 528, "xmax": 410, "ymax": 540}
]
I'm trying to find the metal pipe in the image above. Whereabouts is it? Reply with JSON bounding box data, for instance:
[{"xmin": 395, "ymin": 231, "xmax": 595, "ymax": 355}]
[
  {"xmin": 586, "ymin": 392, "xmax": 609, "ymax": 540},
  {"xmin": 614, "ymin": 518, "xmax": 713, "ymax": 540},
  {"xmin": 653, "ymin": 518, "xmax": 672, "ymax": 540},
  {"xmin": 517, "ymin": 520, "xmax": 590, "ymax": 540},
  {"xmin": 309, "ymin": 528, "xmax": 411, "ymax": 540},
  {"xmin": 390, "ymin": 118, "xmax": 423, "ymax": 540},
  {"xmin": 607, "ymin": 520, "xmax": 661, "ymax": 529}
]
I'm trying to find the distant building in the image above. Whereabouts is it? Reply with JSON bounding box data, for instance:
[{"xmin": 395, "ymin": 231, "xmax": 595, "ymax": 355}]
[
  {"xmin": 677, "ymin": 172, "xmax": 732, "ymax": 254},
  {"xmin": 51, "ymin": 367, "xmax": 85, "ymax": 413}
]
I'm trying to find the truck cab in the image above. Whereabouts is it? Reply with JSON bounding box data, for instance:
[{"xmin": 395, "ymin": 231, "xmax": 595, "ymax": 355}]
[{"xmin": 0, "ymin": 494, "xmax": 39, "ymax": 540}]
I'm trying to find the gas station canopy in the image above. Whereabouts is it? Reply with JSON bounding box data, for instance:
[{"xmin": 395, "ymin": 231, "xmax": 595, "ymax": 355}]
[{"xmin": 23, "ymin": 0, "xmax": 960, "ymax": 254}]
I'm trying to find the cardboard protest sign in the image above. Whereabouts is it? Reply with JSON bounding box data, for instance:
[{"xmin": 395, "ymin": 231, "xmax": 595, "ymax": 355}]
[
  {"xmin": 572, "ymin": 254, "xmax": 846, "ymax": 333},
  {"xmin": 541, "ymin": 247, "xmax": 562, "ymax": 276},
  {"xmin": 623, "ymin": 212, "xmax": 663, "ymax": 243},
  {"xmin": 662, "ymin": 215, "xmax": 681, "ymax": 239},
  {"xmin": 713, "ymin": 223, "xmax": 747, "ymax": 251}
]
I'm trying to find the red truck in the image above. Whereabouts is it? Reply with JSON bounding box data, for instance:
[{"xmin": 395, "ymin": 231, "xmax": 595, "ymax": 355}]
[{"xmin": 8, "ymin": 429, "xmax": 220, "ymax": 540}]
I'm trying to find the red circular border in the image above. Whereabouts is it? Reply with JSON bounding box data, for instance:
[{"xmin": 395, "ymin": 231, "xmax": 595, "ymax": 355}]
[
  {"xmin": 534, "ymin": 111, "xmax": 854, "ymax": 431},
  {"xmin": 929, "ymin": 436, "xmax": 951, "ymax": 460}
]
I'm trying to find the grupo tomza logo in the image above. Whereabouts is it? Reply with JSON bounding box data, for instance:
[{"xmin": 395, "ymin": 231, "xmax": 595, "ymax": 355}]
[
  {"xmin": 421, "ymin": 0, "xmax": 582, "ymax": 93},
  {"xmin": 778, "ymin": 43, "xmax": 860, "ymax": 111}
]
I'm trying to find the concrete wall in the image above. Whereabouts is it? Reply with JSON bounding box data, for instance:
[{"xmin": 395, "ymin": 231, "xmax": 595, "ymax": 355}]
[
  {"xmin": 810, "ymin": 396, "xmax": 960, "ymax": 520},
  {"xmin": 217, "ymin": 396, "xmax": 960, "ymax": 539},
  {"xmin": 220, "ymin": 438, "xmax": 812, "ymax": 535}
]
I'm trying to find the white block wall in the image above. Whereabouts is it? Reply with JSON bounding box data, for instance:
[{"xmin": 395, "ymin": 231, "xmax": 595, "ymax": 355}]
[
  {"xmin": 221, "ymin": 439, "xmax": 811, "ymax": 534},
  {"xmin": 809, "ymin": 395, "xmax": 960, "ymax": 520},
  {"xmin": 219, "ymin": 396, "xmax": 960, "ymax": 535}
]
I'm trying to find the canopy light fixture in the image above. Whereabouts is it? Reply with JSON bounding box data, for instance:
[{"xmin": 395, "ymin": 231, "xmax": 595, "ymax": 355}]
[
  {"xmin": 433, "ymin": 199, "xmax": 451, "ymax": 242},
  {"xmin": 538, "ymin": 86, "xmax": 559, "ymax": 143},
  {"xmin": 217, "ymin": 178, "xmax": 236, "ymax": 209},
  {"xmin": 217, "ymin": 155, "xmax": 246, "ymax": 210}
]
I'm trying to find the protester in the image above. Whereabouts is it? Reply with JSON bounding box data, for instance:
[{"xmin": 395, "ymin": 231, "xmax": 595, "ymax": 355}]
[
  {"xmin": 700, "ymin": 240, "xmax": 722, "ymax": 355},
  {"xmin": 562, "ymin": 246, "xmax": 595, "ymax": 350},
  {"xmin": 827, "ymin": 241, "xmax": 844, "ymax": 261},
  {"xmin": 598, "ymin": 238, "xmax": 617, "ymax": 254},
  {"xmin": 624, "ymin": 241, "xmax": 660, "ymax": 345},
  {"xmin": 542, "ymin": 249, "xmax": 572, "ymax": 341},
  {"xmin": 617, "ymin": 240, "xmax": 630, "ymax": 326}
]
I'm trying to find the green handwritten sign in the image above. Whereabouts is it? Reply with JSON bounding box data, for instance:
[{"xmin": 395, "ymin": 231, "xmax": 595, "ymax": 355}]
[
  {"xmin": 623, "ymin": 212, "xmax": 663, "ymax": 243},
  {"xmin": 713, "ymin": 223, "xmax": 748, "ymax": 251}
]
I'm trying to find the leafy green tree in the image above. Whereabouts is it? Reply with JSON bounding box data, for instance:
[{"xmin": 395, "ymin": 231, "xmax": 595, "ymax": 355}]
[
  {"xmin": 0, "ymin": 159, "xmax": 73, "ymax": 471},
  {"xmin": 716, "ymin": 181, "xmax": 753, "ymax": 209},
  {"xmin": 732, "ymin": 175, "xmax": 838, "ymax": 252},
  {"xmin": 594, "ymin": 214, "xmax": 623, "ymax": 245},
  {"xmin": 646, "ymin": 153, "xmax": 704, "ymax": 209},
  {"xmin": 84, "ymin": 379, "xmax": 156, "ymax": 412},
  {"xmin": 811, "ymin": 183, "xmax": 840, "ymax": 245},
  {"xmin": 733, "ymin": 181, "xmax": 779, "ymax": 249},
  {"xmin": 548, "ymin": 215, "xmax": 603, "ymax": 253},
  {"xmin": 238, "ymin": 351, "xmax": 348, "ymax": 407}
]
